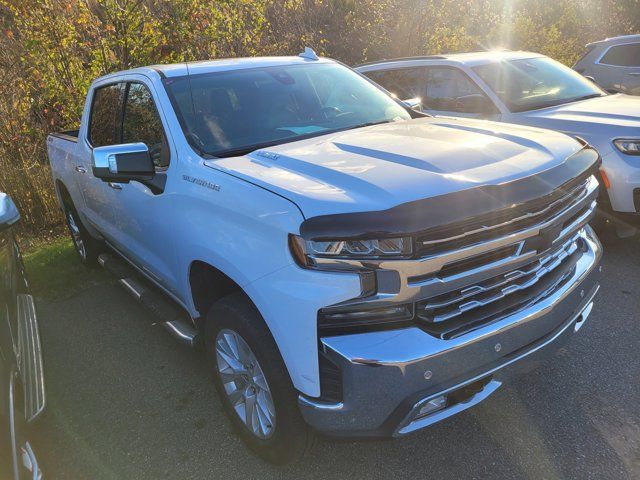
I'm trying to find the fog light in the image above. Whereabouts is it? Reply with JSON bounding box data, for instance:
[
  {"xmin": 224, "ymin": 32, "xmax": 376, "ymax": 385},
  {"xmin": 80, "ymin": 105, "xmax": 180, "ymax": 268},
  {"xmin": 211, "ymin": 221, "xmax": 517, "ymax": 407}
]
[
  {"xmin": 318, "ymin": 304, "xmax": 413, "ymax": 332},
  {"xmin": 417, "ymin": 395, "xmax": 447, "ymax": 418}
]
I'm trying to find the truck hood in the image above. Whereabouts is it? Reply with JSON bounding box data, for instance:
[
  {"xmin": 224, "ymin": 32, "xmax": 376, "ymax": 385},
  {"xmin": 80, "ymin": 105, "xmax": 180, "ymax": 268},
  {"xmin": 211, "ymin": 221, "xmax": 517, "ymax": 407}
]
[
  {"xmin": 207, "ymin": 117, "xmax": 584, "ymax": 221},
  {"xmin": 515, "ymin": 94, "xmax": 640, "ymax": 140}
]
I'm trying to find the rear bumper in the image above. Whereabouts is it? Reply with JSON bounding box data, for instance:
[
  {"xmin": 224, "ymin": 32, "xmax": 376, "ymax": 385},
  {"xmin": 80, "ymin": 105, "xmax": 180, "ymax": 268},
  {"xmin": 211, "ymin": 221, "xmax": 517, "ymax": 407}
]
[{"xmin": 298, "ymin": 226, "xmax": 602, "ymax": 437}]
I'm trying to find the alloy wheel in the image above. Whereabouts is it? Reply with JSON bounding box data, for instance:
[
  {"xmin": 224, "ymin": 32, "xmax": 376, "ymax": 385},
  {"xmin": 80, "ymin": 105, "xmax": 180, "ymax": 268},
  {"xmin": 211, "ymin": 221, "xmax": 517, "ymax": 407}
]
[
  {"xmin": 66, "ymin": 211, "xmax": 86, "ymax": 260},
  {"xmin": 215, "ymin": 328, "xmax": 276, "ymax": 439}
]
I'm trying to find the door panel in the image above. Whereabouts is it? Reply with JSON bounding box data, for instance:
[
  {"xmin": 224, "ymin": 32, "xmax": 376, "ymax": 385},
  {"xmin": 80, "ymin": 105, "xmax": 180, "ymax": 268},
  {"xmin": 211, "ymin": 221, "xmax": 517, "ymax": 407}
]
[
  {"xmin": 78, "ymin": 82, "xmax": 125, "ymax": 234},
  {"xmin": 103, "ymin": 80, "xmax": 178, "ymax": 293},
  {"xmin": 622, "ymin": 69, "xmax": 640, "ymax": 95}
]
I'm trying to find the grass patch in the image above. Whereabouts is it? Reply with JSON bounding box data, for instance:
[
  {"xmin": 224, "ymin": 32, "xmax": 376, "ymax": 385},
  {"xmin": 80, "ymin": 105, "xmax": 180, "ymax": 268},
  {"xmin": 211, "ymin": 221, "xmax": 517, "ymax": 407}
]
[{"xmin": 23, "ymin": 237, "xmax": 108, "ymax": 300}]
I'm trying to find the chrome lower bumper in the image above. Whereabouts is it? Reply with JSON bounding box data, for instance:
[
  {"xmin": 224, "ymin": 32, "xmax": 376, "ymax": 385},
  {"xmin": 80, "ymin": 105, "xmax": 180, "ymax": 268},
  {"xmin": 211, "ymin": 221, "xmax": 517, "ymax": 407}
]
[{"xmin": 299, "ymin": 226, "xmax": 602, "ymax": 437}]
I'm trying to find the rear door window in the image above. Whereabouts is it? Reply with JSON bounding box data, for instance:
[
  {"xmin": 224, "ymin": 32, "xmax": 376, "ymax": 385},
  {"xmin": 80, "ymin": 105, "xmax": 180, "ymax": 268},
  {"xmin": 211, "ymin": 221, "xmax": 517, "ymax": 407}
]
[
  {"xmin": 365, "ymin": 67, "xmax": 427, "ymax": 100},
  {"xmin": 366, "ymin": 66, "xmax": 496, "ymax": 115},
  {"xmin": 600, "ymin": 43, "xmax": 640, "ymax": 67},
  {"xmin": 423, "ymin": 67, "xmax": 497, "ymax": 114},
  {"xmin": 89, "ymin": 83, "xmax": 124, "ymax": 147},
  {"xmin": 122, "ymin": 82, "xmax": 170, "ymax": 168}
]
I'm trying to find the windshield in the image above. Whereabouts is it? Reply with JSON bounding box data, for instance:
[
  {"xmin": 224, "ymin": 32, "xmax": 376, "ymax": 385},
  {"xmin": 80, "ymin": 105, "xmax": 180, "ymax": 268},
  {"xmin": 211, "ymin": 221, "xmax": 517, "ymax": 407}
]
[
  {"xmin": 163, "ymin": 62, "xmax": 410, "ymax": 157},
  {"xmin": 472, "ymin": 56, "xmax": 605, "ymax": 113}
]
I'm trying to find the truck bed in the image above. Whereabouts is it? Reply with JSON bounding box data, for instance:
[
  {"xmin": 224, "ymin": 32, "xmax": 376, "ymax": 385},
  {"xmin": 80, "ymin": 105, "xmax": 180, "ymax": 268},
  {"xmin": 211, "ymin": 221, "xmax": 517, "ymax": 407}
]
[{"xmin": 47, "ymin": 128, "xmax": 84, "ymax": 212}]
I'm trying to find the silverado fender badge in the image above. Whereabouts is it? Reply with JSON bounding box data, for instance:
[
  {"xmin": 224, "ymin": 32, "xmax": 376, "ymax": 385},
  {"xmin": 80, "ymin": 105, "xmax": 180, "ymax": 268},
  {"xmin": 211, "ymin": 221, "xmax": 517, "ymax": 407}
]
[
  {"xmin": 255, "ymin": 151, "xmax": 280, "ymax": 160},
  {"xmin": 182, "ymin": 174, "xmax": 221, "ymax": 192}
]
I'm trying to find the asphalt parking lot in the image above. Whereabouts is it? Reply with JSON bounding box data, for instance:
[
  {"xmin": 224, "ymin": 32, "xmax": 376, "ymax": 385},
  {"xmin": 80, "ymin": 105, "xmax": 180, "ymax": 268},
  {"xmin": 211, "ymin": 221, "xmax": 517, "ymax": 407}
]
[{"xmin": 30, "ymin": 228, "xmax": 639, "ymax": 479}]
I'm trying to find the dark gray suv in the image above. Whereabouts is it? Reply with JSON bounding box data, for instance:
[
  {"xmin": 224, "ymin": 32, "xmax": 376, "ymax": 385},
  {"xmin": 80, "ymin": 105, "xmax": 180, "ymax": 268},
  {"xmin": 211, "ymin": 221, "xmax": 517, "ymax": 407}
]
[{"xmin": 574, "ymin": 34, "xmax": 640, "ymax": 95}]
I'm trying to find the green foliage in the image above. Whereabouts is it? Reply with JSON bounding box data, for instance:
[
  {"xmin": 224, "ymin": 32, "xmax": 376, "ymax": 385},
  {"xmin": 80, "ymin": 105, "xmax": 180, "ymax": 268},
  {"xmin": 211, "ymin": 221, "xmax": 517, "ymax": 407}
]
[
  {"xmin": 0, "ymin": 0, "xmax": 638, "ymax": 235},
  {"xmin": 22, "ymin": 237, "xmax": 108, "ymax": 299}
]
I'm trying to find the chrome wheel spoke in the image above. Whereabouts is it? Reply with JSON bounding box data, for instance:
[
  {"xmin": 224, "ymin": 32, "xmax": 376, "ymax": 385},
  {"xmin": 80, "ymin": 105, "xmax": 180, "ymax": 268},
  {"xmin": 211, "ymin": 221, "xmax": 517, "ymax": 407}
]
[
  {"xmin": 258, "ymin": 389, "xmax": 276, "ymax": 418},
  {"xmin": 67, "ymin": 212, "xmax": 86, "ymax": 259},
  {"xmin": 218, "ymin": 367, "xmax": 237, "ymax": 384},
  {"xmin": 255, "ymin": 399, "xmax": 271, "ymax": 437},
  {"xmin": 227, "ymin": 387, "xmax": 245, "ymax": 406},
  {"xmin": 253, "ymin": 372, "xmax": 269, "ymax": 392},
  {"xmin": 222, "ymin": 332, "xmax": 241, "ymax": 361},
  {"xmin": 216, "ymin": 346, "xmax": 244, "ymax": 374},
  {"xmin": 244, "ymin": 390, "xmax": 257, "ymax": 433},
  {"xmin": 215, "ymin": 328, "xmax": 276, "ymax": 439}
]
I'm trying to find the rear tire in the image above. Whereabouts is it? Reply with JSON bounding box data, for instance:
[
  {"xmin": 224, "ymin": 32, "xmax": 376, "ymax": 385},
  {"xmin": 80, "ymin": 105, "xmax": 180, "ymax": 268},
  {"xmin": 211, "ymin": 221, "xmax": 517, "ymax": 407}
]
[
  {"xmin": 62, "ymin": 200, "xmax": 102, "ymax": 267},
  {"xmin": 204, "ymin": 292, "xmax": 313, "ymax": 464}
]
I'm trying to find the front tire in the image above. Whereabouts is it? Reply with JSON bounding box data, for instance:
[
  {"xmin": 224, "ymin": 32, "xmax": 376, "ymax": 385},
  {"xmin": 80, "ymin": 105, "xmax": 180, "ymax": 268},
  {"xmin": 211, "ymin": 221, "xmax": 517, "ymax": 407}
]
[
  {"xmin": 204, "ymin": 293, "xmax": 313, "ymax": 464},
  {"xmin": 62, "ymin": 201, "xmax": 102, "ymax": 267}
]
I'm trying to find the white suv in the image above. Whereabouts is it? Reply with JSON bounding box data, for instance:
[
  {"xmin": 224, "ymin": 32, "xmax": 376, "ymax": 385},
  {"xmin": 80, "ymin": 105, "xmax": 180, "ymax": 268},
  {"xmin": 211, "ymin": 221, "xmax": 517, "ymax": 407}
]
[{"xmin": 357, "ymin": 51, "xmax": 640, "ymax": 220}]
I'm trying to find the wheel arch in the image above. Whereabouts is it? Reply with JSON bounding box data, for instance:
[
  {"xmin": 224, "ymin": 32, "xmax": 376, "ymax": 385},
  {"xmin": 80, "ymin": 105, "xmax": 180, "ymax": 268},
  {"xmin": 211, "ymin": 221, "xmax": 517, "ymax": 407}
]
[
  {"xmin": 188, "ymin": 259, "xmax": 301, "ymax": 383},
  {"xmin": 188, "ymin": 260, "xmax": 247, "ymax": 323},
  {"xmin": 54, "ymin": 179, "xmax": 71, "ymax": 209}
]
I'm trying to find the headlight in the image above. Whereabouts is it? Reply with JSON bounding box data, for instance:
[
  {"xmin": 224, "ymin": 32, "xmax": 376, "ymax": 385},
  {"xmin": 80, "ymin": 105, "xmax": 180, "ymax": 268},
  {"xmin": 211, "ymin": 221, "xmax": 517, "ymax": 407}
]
[
  {"xmin": 289, "ymin": 234, "xmax": 412, "ymax": 269},
  {"xmin": 614, "ymin": 139, "xmax": 640, "ymax": 155}
]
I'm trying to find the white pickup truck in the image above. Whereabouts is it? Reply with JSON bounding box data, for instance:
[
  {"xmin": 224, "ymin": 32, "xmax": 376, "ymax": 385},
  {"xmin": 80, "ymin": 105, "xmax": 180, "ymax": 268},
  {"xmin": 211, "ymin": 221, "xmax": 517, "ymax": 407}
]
[{"xmin": 47, "ymin": 51, "xmax": 602, "ymax": 463}]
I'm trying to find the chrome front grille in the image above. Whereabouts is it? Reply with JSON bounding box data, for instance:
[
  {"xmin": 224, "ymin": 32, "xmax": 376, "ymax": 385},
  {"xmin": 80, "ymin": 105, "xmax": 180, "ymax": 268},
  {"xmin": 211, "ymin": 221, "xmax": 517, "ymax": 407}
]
[
  {"xmin": 320, "ymin": 174, "xmax": 599, "ymax": 338},
  {"xmin": 416, "ymin": 177, "xmax": 591, "ymax": 257},
  {"xmin": 408, "ymin": 175, "xmax": 597, "ymax": 339},
  {"xmin": 416, "ymin": 232, "xmax": 582, "ymax": 338}
]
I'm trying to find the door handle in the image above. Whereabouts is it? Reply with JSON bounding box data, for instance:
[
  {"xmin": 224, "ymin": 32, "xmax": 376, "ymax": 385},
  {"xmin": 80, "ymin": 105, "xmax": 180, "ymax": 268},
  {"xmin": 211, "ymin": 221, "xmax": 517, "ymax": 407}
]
[
  {"xmin": 628, "ymin": 72, "xmax": 640, "ymax": 76},
  {"xmin": 75, "ymin": 166, "xmax": 87, "ymax": 174},
  {"xmin": 107, "ymin": 182, "xmax": 123, "ymax": 190}
]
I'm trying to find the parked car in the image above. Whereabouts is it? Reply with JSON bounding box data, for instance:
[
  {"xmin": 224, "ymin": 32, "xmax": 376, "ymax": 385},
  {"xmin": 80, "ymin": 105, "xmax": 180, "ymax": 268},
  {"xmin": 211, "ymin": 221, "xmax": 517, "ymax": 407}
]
[
  {"xmin": 0, "ymin": 193, "xmax": 45, "ymax": 479},
  {"xmin": 47, "ymin": 50, "xmax": 602, "ymax": 463},
  {"xmin": 573, "ymin": 34, "xmax": 640, "ymax": 95},
  {"xmin": 356, "ymin": 51, "xmax": 640, "ymax": 223}
]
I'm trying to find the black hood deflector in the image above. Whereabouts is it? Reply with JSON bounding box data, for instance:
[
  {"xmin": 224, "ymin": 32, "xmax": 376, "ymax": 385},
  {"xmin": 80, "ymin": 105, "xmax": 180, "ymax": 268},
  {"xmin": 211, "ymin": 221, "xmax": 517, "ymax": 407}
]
[{"xmin": 299, "ymin": 147, "xmax": 600, "ymax": 241}]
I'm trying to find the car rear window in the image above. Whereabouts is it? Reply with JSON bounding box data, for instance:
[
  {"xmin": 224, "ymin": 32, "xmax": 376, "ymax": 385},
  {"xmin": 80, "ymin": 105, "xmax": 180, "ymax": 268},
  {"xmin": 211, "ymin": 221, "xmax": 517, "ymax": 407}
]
[{"xmin": 599, "ymin": 43, "xmax": 640, "ymax": 67}]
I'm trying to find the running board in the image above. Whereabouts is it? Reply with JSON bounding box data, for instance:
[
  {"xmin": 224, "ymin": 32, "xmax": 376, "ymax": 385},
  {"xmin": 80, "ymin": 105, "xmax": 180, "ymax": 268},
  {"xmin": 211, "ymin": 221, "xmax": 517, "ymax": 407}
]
[{"xmin": 98, "ymin": 253, "xmax": 198, "ymax": 347}]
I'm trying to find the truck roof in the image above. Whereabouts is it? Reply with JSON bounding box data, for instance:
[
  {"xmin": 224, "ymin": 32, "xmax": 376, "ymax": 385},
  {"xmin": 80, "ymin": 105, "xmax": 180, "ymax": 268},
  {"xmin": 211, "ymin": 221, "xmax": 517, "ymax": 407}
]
[
  {"xmin": 94, "ymin": 55, "xmax": 336, "ymax": 83},
  {"xmin": 355, "ymin": 51, "xmax": 544, "ymax": 70}
]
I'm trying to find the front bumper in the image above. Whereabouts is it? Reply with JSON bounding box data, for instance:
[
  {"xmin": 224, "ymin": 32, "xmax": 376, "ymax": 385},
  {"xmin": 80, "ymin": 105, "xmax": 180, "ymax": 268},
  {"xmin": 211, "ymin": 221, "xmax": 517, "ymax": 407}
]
[
  {"xmin": 601, "ymin": 147, "xmax": 640, "ymax": 214},
  {"xmin": 298, "ymin": 227, "xmax": 602, "ymax": 437}
]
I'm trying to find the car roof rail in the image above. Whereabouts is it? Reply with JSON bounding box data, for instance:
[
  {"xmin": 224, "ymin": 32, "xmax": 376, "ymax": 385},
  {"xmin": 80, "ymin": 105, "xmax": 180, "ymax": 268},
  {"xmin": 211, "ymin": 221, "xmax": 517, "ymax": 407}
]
[
  {"xmin": 355, "ymin": 55, "xmax": 447, "ymax": 68},
  {"xmin": 588, "ymin": 33, "xmax": 640, "ymax": 47}
]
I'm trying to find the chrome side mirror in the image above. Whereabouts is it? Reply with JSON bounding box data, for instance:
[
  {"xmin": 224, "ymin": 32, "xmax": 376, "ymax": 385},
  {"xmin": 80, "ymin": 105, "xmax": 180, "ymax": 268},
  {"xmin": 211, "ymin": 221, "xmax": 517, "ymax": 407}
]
[
  {"xmin": 401, "ymin": 97, "xmax": 423, "ymax": 112},
  {"xmin": 92, "ymin": 143, "xmax": 155, "ymax": 184}
]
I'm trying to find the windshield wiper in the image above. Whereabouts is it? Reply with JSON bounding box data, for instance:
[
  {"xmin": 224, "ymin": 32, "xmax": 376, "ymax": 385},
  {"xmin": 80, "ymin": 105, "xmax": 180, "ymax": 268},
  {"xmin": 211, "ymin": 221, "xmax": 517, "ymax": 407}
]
[
  {"xmin": 344, "ymin": 119, "xmax": 394, "ymax": 130},
  {"xmin": 569, "ymin": 93, "xmax": 606, "ymax": 102},
  {"xmin": 210, "ymin": 120, "xmax": 396, "ymax": 158},
  {"xmin": 513, "ymin": 92, "xmax": 606, "ymax": 112},
  {"xmin": 211, "ymin": 139, "xmax": 289, "ymax": 159}
]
